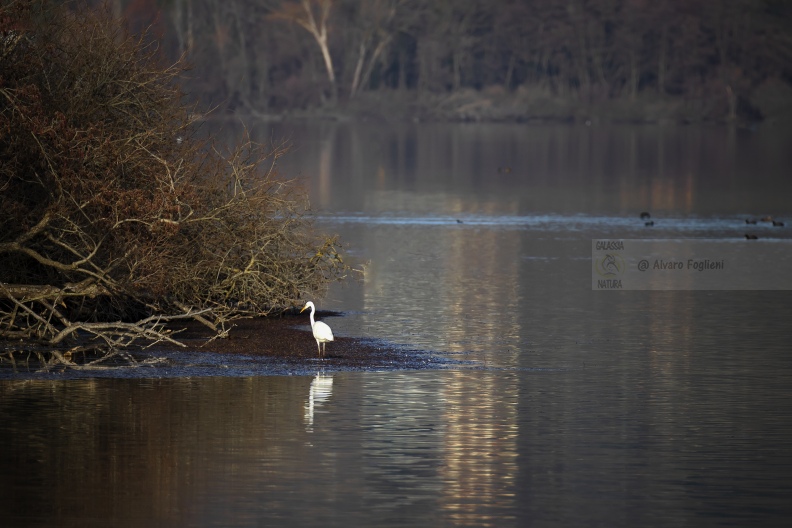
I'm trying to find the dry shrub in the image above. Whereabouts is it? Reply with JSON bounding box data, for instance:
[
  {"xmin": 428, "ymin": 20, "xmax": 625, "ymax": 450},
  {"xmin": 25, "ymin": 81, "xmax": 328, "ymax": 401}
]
[{"xmin": 0, "ymin": 0, "xmax": 347, "ymax": 362}]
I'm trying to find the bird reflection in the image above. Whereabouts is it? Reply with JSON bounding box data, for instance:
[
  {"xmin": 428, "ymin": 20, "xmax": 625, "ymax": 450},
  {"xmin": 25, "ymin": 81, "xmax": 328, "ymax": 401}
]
[{"xmin": 304, "ymin": 373, "xmax": 334, "ymax": 430}]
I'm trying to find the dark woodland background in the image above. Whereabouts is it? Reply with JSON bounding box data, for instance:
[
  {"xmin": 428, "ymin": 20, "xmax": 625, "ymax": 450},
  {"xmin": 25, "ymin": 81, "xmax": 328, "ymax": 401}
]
[{"xmin": 71, "ymin": 0, "xmax": 792, "ymax": 122}]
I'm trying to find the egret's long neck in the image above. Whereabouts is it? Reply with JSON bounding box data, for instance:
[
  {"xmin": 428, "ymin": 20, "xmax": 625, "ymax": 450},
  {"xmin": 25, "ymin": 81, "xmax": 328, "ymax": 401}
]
[{"xmin": 309, "ymin": 306, "xmax": 316, "ymax": 327}]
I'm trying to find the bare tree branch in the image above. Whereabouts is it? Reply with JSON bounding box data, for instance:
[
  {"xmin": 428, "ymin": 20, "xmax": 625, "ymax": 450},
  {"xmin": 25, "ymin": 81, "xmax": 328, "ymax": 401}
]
[{"xmin": 0, "ymin": 0, "xmax": 350, "ymax": 366}]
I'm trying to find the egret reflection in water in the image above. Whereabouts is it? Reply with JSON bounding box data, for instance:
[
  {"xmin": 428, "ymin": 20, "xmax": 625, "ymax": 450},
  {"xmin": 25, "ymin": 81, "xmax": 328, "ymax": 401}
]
[{"xmin": 304, "ymin": 373, "xmax": 334, "ymax": 430}]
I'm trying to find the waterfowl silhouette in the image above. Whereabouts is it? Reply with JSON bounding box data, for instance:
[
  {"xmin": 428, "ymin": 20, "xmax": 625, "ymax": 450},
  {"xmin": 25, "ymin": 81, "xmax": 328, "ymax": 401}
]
[
  {"xmin": 644, "ymin": 221, "xmax": 654, "ymax": 227},
  {"xmin": 745, "ymin": 234, "xmax": 759, "ymax": 239},
  {"xmin": 640, "ymin": 212, "xmax": 651, "ymax": 219},
  {"xmin": 773, "ymin": 220, "xmax": 785, "ymax": 227},
  {"xmin": 745, "ymin": 218, "xmax": 757, "ymax": 224}
]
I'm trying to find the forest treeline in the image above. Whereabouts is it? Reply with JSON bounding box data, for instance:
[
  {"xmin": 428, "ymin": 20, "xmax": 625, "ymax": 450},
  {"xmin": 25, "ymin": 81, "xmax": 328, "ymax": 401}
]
[{"xmin": 110, "ymin": 0, "xmax": 792, "ymax": 123}]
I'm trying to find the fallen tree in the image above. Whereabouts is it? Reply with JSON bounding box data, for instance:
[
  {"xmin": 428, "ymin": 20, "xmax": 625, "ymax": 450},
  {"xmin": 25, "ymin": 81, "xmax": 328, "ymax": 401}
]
[{"xmin": 0, "ymin": 0, "xmax": 348, "ymax": 368}]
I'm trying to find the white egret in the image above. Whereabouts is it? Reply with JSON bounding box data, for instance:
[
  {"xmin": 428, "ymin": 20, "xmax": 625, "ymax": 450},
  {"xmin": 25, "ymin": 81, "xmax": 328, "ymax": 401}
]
[{"xmin": 300, "ymin": 301, "xmax": 334, "ymax": 358}]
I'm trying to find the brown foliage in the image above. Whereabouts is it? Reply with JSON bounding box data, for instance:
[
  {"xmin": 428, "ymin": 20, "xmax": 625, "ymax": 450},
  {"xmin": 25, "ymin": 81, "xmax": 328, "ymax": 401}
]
[{"xmin": 0, "ymin": 0, "xmax": 348, "ymax": 363}]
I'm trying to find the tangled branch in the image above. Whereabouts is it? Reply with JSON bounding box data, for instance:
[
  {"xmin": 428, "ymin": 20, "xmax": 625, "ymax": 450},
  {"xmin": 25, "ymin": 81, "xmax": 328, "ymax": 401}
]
[{"xmin": 0, "ymin": 1, "xmax": 349, "ymax": 367}]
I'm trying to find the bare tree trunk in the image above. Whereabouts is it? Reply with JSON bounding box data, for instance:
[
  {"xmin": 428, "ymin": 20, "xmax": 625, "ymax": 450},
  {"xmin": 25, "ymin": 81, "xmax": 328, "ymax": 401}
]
[
  {"xmin": 109, "ymin": 0, "xmax": 122, "ymax": 19},
  {"xmin": 629, "ymin": 49, "xmax": 638, "ymax": 101},
  {"xmin": 398, "ymin": 48, "xmax": 407, "ymax": 90},
  {"xmin": 504, "ymin": 52, "xmax": 515, "ymax": 90},
  {"xmin": 303, "ymin": 0, "xmax": 336, "ymax": 95},
  {"xmin": 356, "ymin": 36, "xmax": 391, "ymax": 97},
  {"xmin": 171, "ymin": 0, "xmax": 195, "ymax": 57},
  {"xmin": 350, "ymin": 40, "xmax": 367, "ymax": 98},
  {"xmin": 658, "ymin": 25, "xmax": 667, "ymax": 96},
  {"xmin": 348, "ymin": 0, "xmax": 400, "ymax": 98},
  {"xmin": 726, "ymin": 85, "xmax": 737, "ymax": 121},
  {"xmin": 231, "ymin": 0, "xmax": 254, "ymax": 109},
  {"xmin": 452, "ymin": 49, "xmax": 462, "ymax": 91},
  {"xmin": 173, "ymin": 0, "xmax": 185, "ymax": 55},
  {"xmin": 210, "ymin": 1, "xmax": 229, "ymax": 96},
  {"xmin": 271, "ymin": 0, "xmax": 336, "ymax": 100},
  {"xmin": 568, "ymin": 0, "xmax": 591, "ymax": 98},
  {"xmin": 187, "ymin": 0, "xmax": 194, "ymax": 54}
]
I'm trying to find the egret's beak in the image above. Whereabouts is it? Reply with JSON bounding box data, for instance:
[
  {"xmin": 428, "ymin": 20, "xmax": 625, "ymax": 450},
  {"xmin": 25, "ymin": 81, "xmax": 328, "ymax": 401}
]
[{"xmin": 299, "ymin": 305, "xmax": 308, "ymax": 313}]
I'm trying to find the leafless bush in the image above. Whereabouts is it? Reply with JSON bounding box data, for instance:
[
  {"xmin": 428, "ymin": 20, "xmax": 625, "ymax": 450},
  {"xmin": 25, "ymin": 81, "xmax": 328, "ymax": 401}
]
[{"xmin": 0, "ymin": 0, "xmax": 348, "ymax": 367}]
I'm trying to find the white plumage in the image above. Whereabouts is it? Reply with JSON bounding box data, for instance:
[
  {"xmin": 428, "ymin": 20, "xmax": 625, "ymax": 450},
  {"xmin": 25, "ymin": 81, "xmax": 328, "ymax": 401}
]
[{"xmin": 300, "ymin": 301, "xmax": 334, "ymax": 358}]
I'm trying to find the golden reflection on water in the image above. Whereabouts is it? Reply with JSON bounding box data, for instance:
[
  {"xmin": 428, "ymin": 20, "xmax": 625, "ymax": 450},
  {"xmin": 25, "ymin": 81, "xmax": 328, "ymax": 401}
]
[
  {"xmin": 443, "ymin": 220, "xmax": 522, "ymax": 357},
  {"xmin": 356, "ymin": 371, "xmax": 520, "ymax": 525},
  {"xmin": 356, "ymin": 221, "xmax": 524, "ymax": 367},
  {"xmin": 437, "ymin": 371, "xmax": 519, "ymax": 526}
]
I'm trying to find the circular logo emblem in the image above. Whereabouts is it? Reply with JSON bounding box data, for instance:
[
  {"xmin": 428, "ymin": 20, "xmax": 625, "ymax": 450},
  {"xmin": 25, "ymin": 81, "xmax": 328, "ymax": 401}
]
[{"xmin": 595, "ymin": 253, "xmax": 625, "ymax": 277}]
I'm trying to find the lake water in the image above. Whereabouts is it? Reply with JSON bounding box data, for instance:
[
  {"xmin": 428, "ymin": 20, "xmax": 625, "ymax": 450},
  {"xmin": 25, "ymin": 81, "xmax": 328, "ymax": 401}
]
[{"xmin": 2, "ymin": 122, "xmax": 792, "ymax": 527}]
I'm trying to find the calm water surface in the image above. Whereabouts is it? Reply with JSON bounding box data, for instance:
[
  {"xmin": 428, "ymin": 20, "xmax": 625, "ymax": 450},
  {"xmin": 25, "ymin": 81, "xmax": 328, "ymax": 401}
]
[{"xmin": 2, "ymin": 123, "xmax": 792, "ymax": 527}]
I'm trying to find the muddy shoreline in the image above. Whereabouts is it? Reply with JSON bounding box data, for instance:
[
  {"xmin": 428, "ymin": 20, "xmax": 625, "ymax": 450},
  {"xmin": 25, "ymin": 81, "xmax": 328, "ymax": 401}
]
[
  {"xmin": 144, "ymin": 311, "xmax": 452, "ymax": 375},
  {"xmin": 1, "ymin": 312, "xmax": 454, "ymax": 378}
]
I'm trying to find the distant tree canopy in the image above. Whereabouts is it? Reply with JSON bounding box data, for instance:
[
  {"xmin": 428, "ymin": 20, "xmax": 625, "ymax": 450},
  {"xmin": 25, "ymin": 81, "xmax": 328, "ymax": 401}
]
[
  {"xmin": 109, "ymin": 0, "xmax": 792, "ymax": 121},
  {"xmin": 0, "ymin": 0, "xmax": 347, "ymax": 362}
]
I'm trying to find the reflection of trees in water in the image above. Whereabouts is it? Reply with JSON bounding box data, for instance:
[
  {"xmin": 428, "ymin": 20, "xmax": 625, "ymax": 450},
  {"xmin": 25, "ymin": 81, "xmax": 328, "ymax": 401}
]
[{"xmin": 0, "ymin": 377, "xmax": 308, "ymax": 525}]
